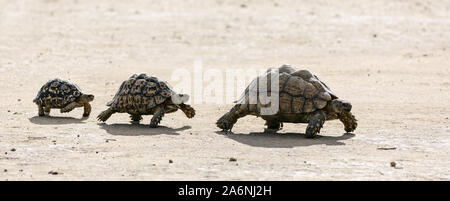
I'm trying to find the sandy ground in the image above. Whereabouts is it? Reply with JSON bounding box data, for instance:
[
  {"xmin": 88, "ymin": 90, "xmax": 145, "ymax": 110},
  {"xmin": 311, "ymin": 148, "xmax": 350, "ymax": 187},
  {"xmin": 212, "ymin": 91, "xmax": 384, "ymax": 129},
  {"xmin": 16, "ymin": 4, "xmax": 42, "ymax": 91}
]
[{"xmin": 1, "ymin": 0, "xmax": 450, "ymax": 180}]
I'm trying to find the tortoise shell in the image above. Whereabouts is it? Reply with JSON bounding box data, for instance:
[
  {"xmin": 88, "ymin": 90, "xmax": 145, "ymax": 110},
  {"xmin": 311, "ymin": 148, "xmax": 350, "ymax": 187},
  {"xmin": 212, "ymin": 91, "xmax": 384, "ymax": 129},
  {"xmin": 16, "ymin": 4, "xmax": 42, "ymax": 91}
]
[
  {"xmin": 107, "ymin": 74, "xmax": 175, "ymax": 113},
  {"xmin": 33, "ymin": 79, "xmax": 82, "ymax": 107},
  {"xmin": 239, "ymin": 65, "xmax": 338, "ymax": 114}
]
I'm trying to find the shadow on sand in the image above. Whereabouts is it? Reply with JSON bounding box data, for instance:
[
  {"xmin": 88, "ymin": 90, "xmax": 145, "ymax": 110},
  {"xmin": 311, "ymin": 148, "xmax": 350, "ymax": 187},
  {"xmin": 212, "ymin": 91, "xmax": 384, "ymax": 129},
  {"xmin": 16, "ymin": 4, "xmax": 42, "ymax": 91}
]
[
  {"xmin": 215, "ymin": 131, "xmax": 355, "ymax": 148},
  {"xmin": 28, "ymin": 116, "xmax": 87, "ymax": 125},
  {"xmin": 98, "ymin": 123, "xmax": 191, "ymax": 136}
]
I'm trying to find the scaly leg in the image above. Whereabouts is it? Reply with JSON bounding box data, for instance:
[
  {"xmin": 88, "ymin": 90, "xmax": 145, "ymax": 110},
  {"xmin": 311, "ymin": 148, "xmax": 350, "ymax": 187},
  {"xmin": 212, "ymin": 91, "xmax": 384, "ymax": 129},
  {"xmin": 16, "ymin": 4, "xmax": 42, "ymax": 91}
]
[
  {"xmin": 338, "ymin": 111, "xmax": 357, "ymax": 133},
  {"xmin": 150, "ymin": 106, "xmax": 165, "ymax": 128},
  {"xmin": 305, "ymin": 111, "xmax": 326, "ymax": 138},
  {"xmin": 216, "ymin": 104, "xmax": 249, "ymax": 132},
  {"xmin": 97, "ymin": 107, "xmax": 116, "ymax": 122},
  {"xmin": 38, "ymin": 104, "xmax": 45, "ymax": 116},
  {"xmin": 83, "ymin": 103, "xmax": 91, "ymax": 117},
  {"xmin": 61, "ymin": 102, "xmax": 77, "ymax": 113},
  {"xmin": 179, "ymin": 103, "xmax": 195, "ymax": 118},
  {"xmin": 44, "ymin": 106, "xmax": 51, "ymax": 116},
  {"xmin": 130, "ymin": 114, "xmax": 143, "ymax": 124}
]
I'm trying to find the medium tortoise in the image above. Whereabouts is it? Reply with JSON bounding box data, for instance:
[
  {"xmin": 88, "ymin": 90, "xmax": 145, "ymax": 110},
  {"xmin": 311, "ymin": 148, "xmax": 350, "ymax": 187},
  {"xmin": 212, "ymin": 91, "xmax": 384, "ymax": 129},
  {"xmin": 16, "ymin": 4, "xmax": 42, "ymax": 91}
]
[
  {"xmin": 33, "ymin": 79, "xmax": 94, "ymax": 117},
  {"xmin": 216, "ymin": 64, "xmax": 357, "ymax": 138},
  {"xmin": 97, "ymin": 73, "xmax": 195, "ymax": 127}
]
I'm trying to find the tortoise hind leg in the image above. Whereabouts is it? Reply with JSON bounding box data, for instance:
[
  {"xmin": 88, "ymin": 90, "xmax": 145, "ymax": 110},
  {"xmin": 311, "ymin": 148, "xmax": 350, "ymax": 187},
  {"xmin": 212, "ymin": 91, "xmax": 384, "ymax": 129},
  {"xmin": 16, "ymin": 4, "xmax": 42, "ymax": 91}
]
[
  {"xmin": 264, "ymin": 120, "xmax": 283, "ymax": 133},
  {"xmin": 338, "ymin": 111, "xmax": 357, "ymax": 133},
  {"xmin": 305, "ymin": 111, "xmax": 326, "ymax": 138},
  {"xmin": 150, "ymin": 106, "xmax": 165, "ymax": 128},
  {"xmin": 216, "ymin": 104, "xmax": 249, "ymax": 132},
  {"xmin": 97, "ymin": 107, "xmax": 116, "ymax": 122},
  {"xmin": 130, "ymin": 114, "xmax": 143, "ymax": 124}
]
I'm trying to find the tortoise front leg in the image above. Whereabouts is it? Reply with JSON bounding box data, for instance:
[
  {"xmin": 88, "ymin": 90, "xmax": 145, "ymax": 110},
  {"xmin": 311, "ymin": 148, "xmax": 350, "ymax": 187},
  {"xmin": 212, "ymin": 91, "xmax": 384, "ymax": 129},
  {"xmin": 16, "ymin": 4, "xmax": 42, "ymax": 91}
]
[
  {"xmin": 305, "ymin": 111, "xmax": 326, "ymax": 138},
  {"xmin": 216, "ymin": 104, "xmax": 249, "ymax": 132},
  {"xmin": 38, "ymin": 104, "xmax": 45, "ymax": 116},
  {"xmin": 338, "ymin": 111, "xmax": 357, "ymax": 133},
  {"xmin": 130, "ymin": 114, "xmax": 143, "ymax": 124},
  {"xmin": 83, "ymin": 103, "xmax": 91, "ymax": 117},
  {"xmin": 97, "ymin": 107, "xmax": 116, "ymax": 122},
  {"xmin": 179, "ymin": 103, "xmax": 195, "ymax": 118},
  {"xmin": 61, "ymin": 102, "xmax": 77, "ymax": 113},
  {"xmin": 150, "ymin": 106, "xmax": 165, "ymax": 128},
  {"xmin": 44, "ymin": 106, "xmax": 51, "ymax": 116}
]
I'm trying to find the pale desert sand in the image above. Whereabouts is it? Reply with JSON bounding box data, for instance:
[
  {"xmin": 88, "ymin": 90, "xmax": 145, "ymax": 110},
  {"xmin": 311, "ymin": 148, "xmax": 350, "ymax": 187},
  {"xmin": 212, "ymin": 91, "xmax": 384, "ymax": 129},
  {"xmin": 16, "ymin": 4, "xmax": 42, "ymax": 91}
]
[{"xmin": 0, "ymin": 0, "xmax": 449, "ymax": 180}]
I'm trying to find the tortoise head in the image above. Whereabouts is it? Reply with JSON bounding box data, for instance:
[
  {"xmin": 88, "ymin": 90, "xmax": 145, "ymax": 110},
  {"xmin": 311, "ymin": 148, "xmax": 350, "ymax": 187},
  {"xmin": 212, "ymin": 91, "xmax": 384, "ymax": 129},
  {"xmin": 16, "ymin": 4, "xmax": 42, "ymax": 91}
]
[
  {"xmin": 81, "ymin": 94, "xmax": 95, "ymax": 102},
  {"xmin": 330, "ymin": 99, "xmax": 352, "ymax": 114},
  {"xmin": 171, "ymin": 94, "xmax": 189, "ymax": 105}
]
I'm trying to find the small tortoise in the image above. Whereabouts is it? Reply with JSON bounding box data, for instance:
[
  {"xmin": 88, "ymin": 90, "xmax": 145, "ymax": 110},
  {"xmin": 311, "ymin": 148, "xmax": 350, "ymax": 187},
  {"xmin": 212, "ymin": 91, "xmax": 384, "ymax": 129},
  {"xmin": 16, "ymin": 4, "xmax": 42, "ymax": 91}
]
[
  {"xmin": 33, "ymin": 79, "xmax": 94, "ymax": 117},
  {"xmin": 216, "ymin": 64, "xmax": 357, "ymax": 138},
  {"xmin": 97, "ymin": 73, "xmax": 195, "ymax": 127}
]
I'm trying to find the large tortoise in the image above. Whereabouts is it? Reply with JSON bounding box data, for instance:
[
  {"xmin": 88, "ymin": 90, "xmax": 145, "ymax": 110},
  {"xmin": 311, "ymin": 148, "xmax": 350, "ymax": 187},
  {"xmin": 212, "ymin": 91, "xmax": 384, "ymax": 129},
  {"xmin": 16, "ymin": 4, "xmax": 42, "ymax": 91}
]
[
  {"xmin": 33, "ymin": 79, "xmax": 94, "ymax": 117},
  {"xmin": 97, "ymin": 73, "xmax": 195, "ymax": 127},
  {"xmin": 216, "ymin": 64, "xmax": 357, "ymax": 138}
]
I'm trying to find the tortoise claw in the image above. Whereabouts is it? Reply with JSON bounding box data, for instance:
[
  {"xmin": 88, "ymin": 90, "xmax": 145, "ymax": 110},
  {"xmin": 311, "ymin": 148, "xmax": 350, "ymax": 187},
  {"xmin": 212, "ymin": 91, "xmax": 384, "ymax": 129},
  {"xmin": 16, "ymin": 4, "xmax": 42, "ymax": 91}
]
[{"xmin": 217, "ymin": 121, "xmax": 233, "ymax": 132}]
